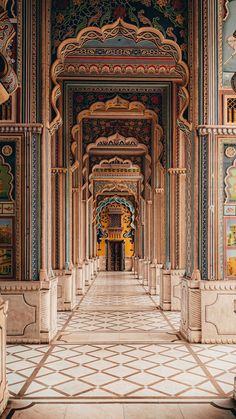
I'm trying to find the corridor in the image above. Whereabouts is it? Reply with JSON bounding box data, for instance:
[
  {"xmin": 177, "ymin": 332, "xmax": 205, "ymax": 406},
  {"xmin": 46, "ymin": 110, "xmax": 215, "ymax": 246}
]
[{"xmin": 4, "ymin": 272, "xmax": 236, "ymax": 418}]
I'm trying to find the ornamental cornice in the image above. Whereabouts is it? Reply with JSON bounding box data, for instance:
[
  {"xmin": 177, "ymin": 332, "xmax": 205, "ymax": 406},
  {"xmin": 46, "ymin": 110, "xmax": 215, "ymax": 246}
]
[
  {"xmin": 200, "ymin": 280, "xmax": 236, "ymax": 291},
  {"xmin": 168, "ymin": 168, "xmax": 187, "ymax": 175},
  {"xmin": 0, "ymin": 282, "xmax": 40, "ymax": 292},
  {"xmin": 0, "ymin": 123, "xmax": 43, "ymax": 133},
  {"xmin": 171, "ymin": 269, "xmax": 186, "ymax": 276},
  {"xmin": 198, "ymin": 125, "xmax": 236, "ymax": 135}
]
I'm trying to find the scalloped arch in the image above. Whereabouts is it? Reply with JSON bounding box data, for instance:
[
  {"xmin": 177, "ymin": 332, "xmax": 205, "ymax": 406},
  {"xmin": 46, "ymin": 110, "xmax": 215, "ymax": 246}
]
[
  {"xmin": 96, "ymin": 196, "xmax": 135, "ymax": 232},
  {"xmin": 50, "ymin": 18, "xmax": 190, "ymax": 135}
]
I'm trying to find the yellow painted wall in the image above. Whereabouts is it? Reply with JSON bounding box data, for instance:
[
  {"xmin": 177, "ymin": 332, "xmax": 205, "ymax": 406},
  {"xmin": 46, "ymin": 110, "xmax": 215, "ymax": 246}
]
[{"xmin": 97, "ymin": 203, "xmax": 134, "ymax": 257}]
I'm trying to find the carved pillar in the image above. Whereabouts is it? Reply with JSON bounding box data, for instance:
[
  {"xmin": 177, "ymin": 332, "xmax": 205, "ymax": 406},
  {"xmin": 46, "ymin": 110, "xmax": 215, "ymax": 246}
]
[
  {"xmin": 168, "ymin": 168, "xmax": 187, "ymax": 270},
  {"xmin": 146, "ymin": 200, "xmax": 152, "ymax": 261}
]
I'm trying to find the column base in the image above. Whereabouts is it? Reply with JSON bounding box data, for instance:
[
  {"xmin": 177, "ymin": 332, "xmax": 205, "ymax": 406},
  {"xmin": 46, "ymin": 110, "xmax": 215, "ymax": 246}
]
[
  {"xmin": 170, "ymin": 269, "xmax": 185, "ymax": 311},
  {"xmin": 0, "ymin": 298, "xmax": 9, "ymax": 416},
  {"xmin": 180, "ymin": 278, "xmax": 236, "ymax": 343},
  {"xmin": 160, "ymin": 269, "xmax": 171, "ymax": 310},
  {"xmin": 55, "ymin": 269, "xmax": 77, "ymax": 311},
  {"xmin": 0, "ymin": 278, "xmax": 58, "ymax": 343},
  {"xmin": 75, "ymin": 265, "xmax": 85, "ymax": 295}
]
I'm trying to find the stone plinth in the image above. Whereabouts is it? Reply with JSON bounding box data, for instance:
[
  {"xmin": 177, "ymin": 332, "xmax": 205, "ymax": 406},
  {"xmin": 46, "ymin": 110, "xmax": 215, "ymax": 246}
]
[
  {"xmin": 160, "ymin": 269, "xmax": 171, "ymax": 310},
  {"xmin": 0, "ymin": 298, "xmax": 9, "ymax": 415},
  {"xmin": 98, "ymin": 256, "xmax": 106, "ymax": 271},
  {"xmin": 56, "ymin": 269, "xmax": 76, "ymax": 311},
  {"xmin": 0, "ymin": 278, "xmax": 58, "ymax": 343},
  {"xmin": 180, "ymin": 278, "xmax": 201, "ymax": 343},
  {"xmin": 142, "ymin": 260, "xmax": 148, "ymax": 286},
  {"xmin": 75, "ymin": 265, "xmax": 85, "ymax": 295},
  {"xmin": 84, "ymin": 261, "xmax": 90, "ymax": 286},
  {"xmin": 149, "ymin": 264, "xmax": 157, "ymax": 295},
  {"xmin": 180, "ymin": 278, "xmax": 236, "ymax": 343},
  {"xmin": 125, "ymin": 257, "xmax": 133, "ymax": 271},
  {"xmin": 156, "ymin": 264, "xmax": 163, "ymax": 295},
  {"xmin": 200, "ymin": 280, "xmax": 236, "ymax": 343},
  {"xmin": 138, "ymin": 259, "xmax": 144, "ymax": 281},
  {"xmin": 171, "ymin": 269, "xmax": 185, "ymax": 311},
  {"xmin": 134, "ymin": 257, "xmax": 139, "ymax": 277}
]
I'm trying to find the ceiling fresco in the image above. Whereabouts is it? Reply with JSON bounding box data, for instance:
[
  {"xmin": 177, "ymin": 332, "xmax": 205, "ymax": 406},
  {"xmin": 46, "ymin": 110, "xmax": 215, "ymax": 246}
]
[{"xmin": 51, "ymin": 0, "xmax": 188, "ymax": 61}]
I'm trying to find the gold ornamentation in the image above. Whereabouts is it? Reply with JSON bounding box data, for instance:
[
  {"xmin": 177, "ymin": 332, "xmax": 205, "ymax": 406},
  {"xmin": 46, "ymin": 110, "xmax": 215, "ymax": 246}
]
[
  {"xmin": 1, "ymin": 145, "xmax": 12, "ymax": 156},
  {"xmin": 225, "ymin": 146, "xmax": 236, "ymax": 158}
]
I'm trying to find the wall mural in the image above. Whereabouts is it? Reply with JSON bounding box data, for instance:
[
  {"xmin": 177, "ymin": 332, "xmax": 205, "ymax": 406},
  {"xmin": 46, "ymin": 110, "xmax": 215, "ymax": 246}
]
[
  {"xmin": 0, "ymin": 141, "xmax": 17, "ymax": 279},
  {"xmin": 51, "ymin": 0, "xmax": 188, "ymax": 60},
  {"xmin": 224, "ymin": 146, "xmax": 236, "ymax": 278},
  {"xmin": 222, "ymin": 0, "xmax": 236, "ymax": 86}
]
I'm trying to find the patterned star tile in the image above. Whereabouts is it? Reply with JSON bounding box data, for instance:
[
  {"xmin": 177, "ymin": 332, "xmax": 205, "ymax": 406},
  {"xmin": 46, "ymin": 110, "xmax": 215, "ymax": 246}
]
[{"xmin": 6, "ymin": 272, "xmax": 236, "ymax": 401}]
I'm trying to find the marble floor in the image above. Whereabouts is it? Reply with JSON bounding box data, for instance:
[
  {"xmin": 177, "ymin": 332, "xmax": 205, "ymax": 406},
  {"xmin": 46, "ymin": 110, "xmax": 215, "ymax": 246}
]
[{"xmin": 3, "ymin": 271, "xmax": 236, "ymax": 418}]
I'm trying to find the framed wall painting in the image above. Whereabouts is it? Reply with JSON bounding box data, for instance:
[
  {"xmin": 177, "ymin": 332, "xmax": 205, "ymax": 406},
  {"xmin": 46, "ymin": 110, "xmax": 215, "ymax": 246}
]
[
  {"xmin": 0, "ymin": 248, "xmax": 13, "ymax": 278},
  {"xmin": 225, "ymin": 217, "xmax": 236, "ymax": 277},
  {"xmin": 0, "ymin": 217, "xmax": 13, "ymax": 245}
]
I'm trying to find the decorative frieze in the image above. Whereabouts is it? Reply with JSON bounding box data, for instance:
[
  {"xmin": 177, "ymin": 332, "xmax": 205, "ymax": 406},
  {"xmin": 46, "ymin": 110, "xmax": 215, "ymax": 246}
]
[
  {"xmin": 198, "ymin": 125, "xmax": 236, "ymax": 135},
  {"xmin": 0, "ymin": 124, "xmax": 43, "ymax": 133}
]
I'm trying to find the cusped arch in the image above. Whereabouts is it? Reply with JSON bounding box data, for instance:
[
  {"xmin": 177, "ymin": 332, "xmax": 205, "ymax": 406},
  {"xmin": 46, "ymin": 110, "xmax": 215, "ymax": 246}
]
[
  {"xmin": 50, "ymin": 18, "xmax": 190, "ymax": 135},
  {"xmin": 96, "ymin": 196, "xmax": 136, "ymax": 233}
]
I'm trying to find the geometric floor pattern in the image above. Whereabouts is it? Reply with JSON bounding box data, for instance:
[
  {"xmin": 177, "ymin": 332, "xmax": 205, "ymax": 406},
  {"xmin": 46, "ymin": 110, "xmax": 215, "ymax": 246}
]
[{"xmin": 5, "ymin": 271, "xmax": 236, "ymax": 415}]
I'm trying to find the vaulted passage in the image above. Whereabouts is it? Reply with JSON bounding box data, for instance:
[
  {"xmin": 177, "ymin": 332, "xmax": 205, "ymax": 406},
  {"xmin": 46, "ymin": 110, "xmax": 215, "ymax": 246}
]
[{"xmin": 1, "ymin": 1, "xmax": 236, "ymax": 417}]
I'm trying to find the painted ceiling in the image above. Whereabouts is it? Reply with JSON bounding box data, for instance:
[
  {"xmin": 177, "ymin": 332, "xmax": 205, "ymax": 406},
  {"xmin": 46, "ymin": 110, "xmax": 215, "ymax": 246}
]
[{"xmin": 51, "ymin": 0, "xmax": 188, "ymax": 60}]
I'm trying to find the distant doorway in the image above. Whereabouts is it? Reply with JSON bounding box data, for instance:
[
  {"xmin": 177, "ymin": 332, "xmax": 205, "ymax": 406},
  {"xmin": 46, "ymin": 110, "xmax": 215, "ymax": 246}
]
[{"xmin": 106, "ymin": 240, "xmax": 125, "ymax": 271}]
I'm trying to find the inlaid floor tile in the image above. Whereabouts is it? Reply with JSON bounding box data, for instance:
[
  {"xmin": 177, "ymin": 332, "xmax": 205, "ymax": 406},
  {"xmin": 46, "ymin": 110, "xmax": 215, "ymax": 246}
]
[{"xmin": 6, "ymin": 271, "xmax": 236, "ymax": 404}]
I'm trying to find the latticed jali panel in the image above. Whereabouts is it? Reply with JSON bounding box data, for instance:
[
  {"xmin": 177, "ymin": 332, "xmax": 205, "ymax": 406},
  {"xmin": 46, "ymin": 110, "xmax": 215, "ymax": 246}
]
[{"xmin": 226, "ymin": 96, "xmax": 236, "ymax": 124}]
